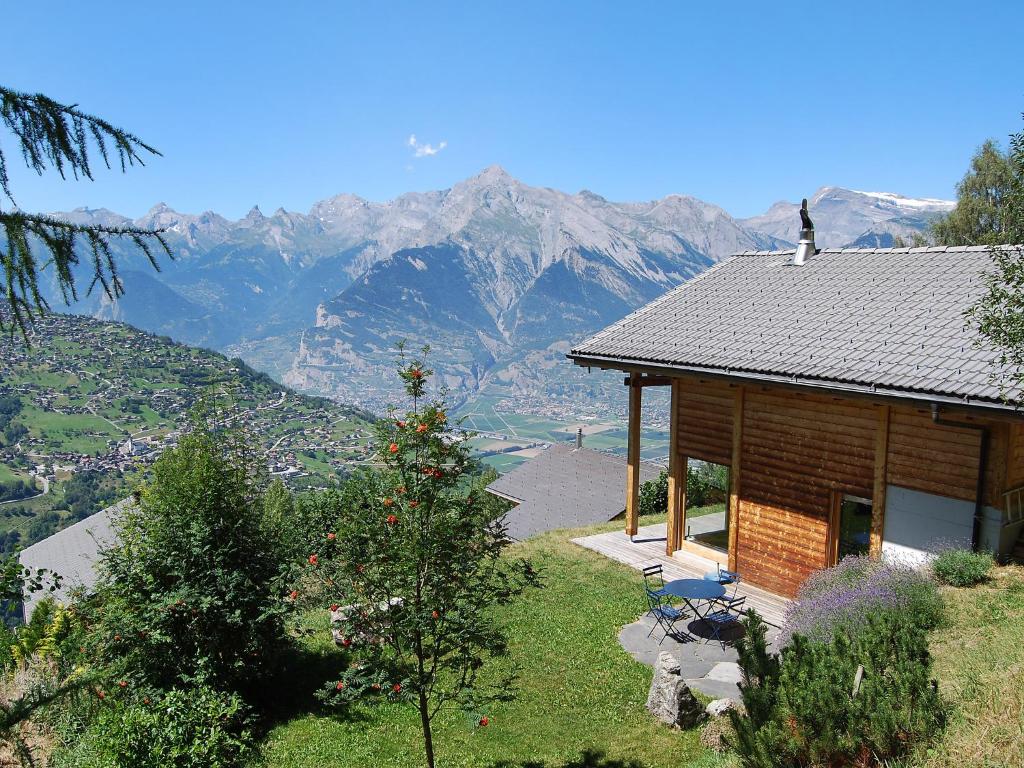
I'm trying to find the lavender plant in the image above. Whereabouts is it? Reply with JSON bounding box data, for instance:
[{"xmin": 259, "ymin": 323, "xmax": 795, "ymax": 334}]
[{"xmin": 781, "ymin": 555, "xmax": 943, "ymax": 645}]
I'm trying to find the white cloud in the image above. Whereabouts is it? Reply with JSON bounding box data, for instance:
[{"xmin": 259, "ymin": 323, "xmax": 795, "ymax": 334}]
[{"xmin": 407, "ymin": 134, "xmax": 447, "ymax": 158}]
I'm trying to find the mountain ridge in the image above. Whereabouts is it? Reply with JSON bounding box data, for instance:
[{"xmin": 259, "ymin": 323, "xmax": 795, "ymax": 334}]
[{"xmin": 48, "ymin": 169, "xmax": 954, "ymax": 412}]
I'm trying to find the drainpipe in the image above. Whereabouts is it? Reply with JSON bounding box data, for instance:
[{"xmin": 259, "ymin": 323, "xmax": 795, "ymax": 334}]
[{"xmin": 931, "ymin": 404, "xmax": 990, "ymax": 550}]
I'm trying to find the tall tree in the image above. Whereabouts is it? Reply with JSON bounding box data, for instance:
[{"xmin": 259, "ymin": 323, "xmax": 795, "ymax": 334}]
[
  {"xmin": 305, "ymin": 347, "xmax": 537, "ymax": 768},
  {"xmin": 943, "ymin": 116, "xmax": 1024, "ymax": 402},
  {"xmin": 0, "ymin": 87, "xmax": 170, "ymax": 333},
  {"xmin": 933, "ymin": 137, "xmax": 1023, "ymax": 246}
]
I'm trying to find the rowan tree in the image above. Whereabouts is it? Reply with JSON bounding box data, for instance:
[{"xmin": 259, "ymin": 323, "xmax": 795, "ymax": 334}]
[{"xmin": 304, "ymin": 347, "xmax": 538, "ymax": 768}]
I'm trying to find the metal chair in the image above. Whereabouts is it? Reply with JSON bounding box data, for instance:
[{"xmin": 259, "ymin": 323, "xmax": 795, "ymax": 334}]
[
  {"xmin": 645, "ymin": 589, "xmax": 689, "ymax": 644},
  {"xmin": 704, "ymin": 597, "xmax": 746, "ymax": 647},
  {"xmin": 642, "ymin": 564, "xmax": 671, "ymax": 601},
  {"xmin": 704, "ymin": 565, "xmax": 744, "ymax": 613}
]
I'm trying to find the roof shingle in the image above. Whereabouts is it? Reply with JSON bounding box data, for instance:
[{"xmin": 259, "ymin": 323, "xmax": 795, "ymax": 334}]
[{"xmin": 570, "ymin": 245, "xmax": 1022, "ymax": 408}]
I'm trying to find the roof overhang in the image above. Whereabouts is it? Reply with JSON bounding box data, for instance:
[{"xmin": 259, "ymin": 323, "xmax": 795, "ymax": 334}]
[{"xmin": 568, "ymin": 352, "xmax": 1023, "ymax": 419}]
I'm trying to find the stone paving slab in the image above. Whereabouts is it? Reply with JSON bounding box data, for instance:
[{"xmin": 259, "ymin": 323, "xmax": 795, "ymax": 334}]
[{"xmin": 619, "ymin": 612, "xmax": 780, "ymax": 700}]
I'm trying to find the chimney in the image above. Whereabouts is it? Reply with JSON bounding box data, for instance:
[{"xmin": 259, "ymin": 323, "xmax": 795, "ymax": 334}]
[
  {"xmin": 790, "ymin": 197, "xmax": 817, "ymax": 266},
  {"xmin": 576, "ymin": 427, "xmax": 583, "ymax": 449}
]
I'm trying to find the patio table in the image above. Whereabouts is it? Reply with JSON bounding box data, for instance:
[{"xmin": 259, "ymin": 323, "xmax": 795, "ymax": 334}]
[{"xmin": 662, "ymin": 578, "xmax": 726, "ymax": 622}]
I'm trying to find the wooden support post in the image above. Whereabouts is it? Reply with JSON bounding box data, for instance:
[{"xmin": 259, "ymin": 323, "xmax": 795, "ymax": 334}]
[
  {"xmin": 665, "ymin": 380, "xmax": 685, "ymax": 555},
  {"xmin": 870, "ymin": 405, "xmax": 890, "ymax": 558},
  {"xmin": 625, "ymin": 372, "xmax": 642, "ymax": 537},
  {"xmin": 727, "ymin": 386, "xmax": 744, "ymax": 572}
]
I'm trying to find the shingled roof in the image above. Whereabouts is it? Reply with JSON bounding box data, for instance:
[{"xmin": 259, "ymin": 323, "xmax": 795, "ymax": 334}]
[
  {"xmin": 18, "ymin": 498, "xmax": 129, "ymax": 620},
  {"xmin": 486, "ymin": 443, "xmax": 661, "ymax": 540},
  {"xmin": 570, "ymin": 245, "xmax": 1022, "ymax": 410}
]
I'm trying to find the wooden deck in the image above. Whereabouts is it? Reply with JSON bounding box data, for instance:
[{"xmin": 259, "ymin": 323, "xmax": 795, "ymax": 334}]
[{"xmin": 571, "ymin": 522, "xmax": 791, "ymax": 627}]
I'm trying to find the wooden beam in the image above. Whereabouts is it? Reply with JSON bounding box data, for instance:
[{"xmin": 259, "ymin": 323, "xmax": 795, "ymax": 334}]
[
  {"xmin": 622, "ymin": 375, "xmax": 672, "ymax": 388},
  {"xmin": 666, "ymin": 380, "xmax": 685, "ymax": 554},
  {"xmin": 870, "ymin": 405, "xmax": 890, "ymax": 558},
  {"xmin": 625, "ymin": 373, "xmax": 642, "ymax": 537},
  {"xmin": 727, "ymin": 386, "xmax": 744, "ymax": 572}
]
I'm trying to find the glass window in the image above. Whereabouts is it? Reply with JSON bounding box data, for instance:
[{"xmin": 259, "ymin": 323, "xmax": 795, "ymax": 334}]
[{"xmin": 838, "ymin": 495, "xmax": 872, "ymax": 560}]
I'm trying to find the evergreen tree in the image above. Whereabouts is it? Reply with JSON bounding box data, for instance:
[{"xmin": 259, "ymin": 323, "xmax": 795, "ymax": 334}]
[{"xmin": 0, "ymin": 86, "xmax": 170, "ymax": 333}]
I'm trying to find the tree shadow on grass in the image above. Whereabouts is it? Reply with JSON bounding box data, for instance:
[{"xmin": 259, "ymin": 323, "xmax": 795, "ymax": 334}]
[
  {"xmin": 489, "ymin": 748, "xmax": 651, "ymax": 768},
  {"xmin": 254, "ymin": 640, "xmax": 369, "ymax": 730}
]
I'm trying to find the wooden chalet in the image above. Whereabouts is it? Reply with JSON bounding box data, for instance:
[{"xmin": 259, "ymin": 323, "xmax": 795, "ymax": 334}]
[{"xmin": 569, "ymin": 221, "xmax": 1024, "ymax": 598}]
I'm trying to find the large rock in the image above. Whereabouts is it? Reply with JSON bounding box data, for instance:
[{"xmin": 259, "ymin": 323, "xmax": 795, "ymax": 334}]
[
  {"xmin": 706, "ymin": 697, "xmax": 744, "ymax": 717},
  {"xmin": 646, "ymin": 652, "xmax": 706, "ymax": 729}
]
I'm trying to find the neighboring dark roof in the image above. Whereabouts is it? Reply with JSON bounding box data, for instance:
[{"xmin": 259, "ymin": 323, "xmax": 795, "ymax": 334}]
[
  {"xmin": 18, "ymin": 498, "xmax": 129, "ymax": 619},
  {"xmin": 486, "ymin": 443, "xmax": 662, "ymax": 540},
  {"xmin": 570, "ymin": 245, "xmax": 1022, "ymax": 409}
]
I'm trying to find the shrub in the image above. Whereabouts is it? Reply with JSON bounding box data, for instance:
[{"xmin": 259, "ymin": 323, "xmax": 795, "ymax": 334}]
[
  {"xmin": 638, "ymin": 471, "xmax": 668, "ymax": 517},
  {"xmin": 88, "ymin": 431, "xmax": 294, "ymax": 700},
  {"xmin": 54, "ymin": 685, "xmax": 251, "ymax": 768},
  {"xmin": 781, "ymin": 555, "xmax": 943, "ymax": 644},
  {"xmin": 931, "ymin": 548, "xmax": 994, "ymax": 587},
  {"xmin": 729, "ymin": 610, "xmax": 946, "ymax": 767}
]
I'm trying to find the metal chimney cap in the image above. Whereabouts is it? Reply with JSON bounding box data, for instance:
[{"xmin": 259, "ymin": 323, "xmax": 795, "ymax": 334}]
[
  {"xmin": 576, "ymin": 427, "xmax": 583, "ymax": 449},
  {"xmin": 790, "ymin": 198, "xmax": 817, "ymax": 266}
]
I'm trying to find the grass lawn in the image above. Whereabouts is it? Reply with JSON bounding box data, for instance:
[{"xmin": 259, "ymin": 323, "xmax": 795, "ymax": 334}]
[
  {"xmin": 259, "ymin": 529, "xmax": 724, "ymax": 768},
  {"xmin": 914, "ymin": 564, "xmax": 1024, "ymax": 767}
]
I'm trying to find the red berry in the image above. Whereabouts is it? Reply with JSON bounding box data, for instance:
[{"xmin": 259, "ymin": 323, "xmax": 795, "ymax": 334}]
[
  {"xmin": 397, "ymin": 420, "xmax": 407, "ymax": 428},
  {"xmin": 97, "ymin": 690, "xmax": 105, "ymax": 699},
  {"xmin": 342, "ymin": 638, "xmax": 352, "ymax": 647},
  {"xmin": 372, "ymin": 683, "xmax": 381, "ymax": 690},
  {"xmin": 383, "ymin": 497, "xmax": 394, "ymax": 506},
  {"xmin": 330, "ymin": 604, "xmax": 339, "ymax": 612},
  {"xmin": 409, "ymin": 501, "xmax": 419, "ymax": 508},
  {"xmin": 392, "ymin": 683, "xmax": 402, "ymax": 693},
  {"xmin": 479, "ymin": 716, "xmax": 489, "ymax": 726},
  {"xmin": 417, "ymin": 423, "xmax": 428, "ymax": 433},
  {"xmin": 336, "ymin": 681, "xmax": 345, "ymax": 690},
  {"xmin": 410, "ymin": 369, "xmax": 423, "ymax": 379},
  {"xmin": 118, "ymin": 680, "xmax": 127, "ymax": 688},
  {"xmin": 308, "ymin": 554, "xmax": 319, "ymax": 566},
  {"xmin": 113, "ymin": 634, "xmax": 121, "ymax": 641},
  {"xmin": 431, "ymin": 610, "xmax": 439, "ymax": 620},
  {"xmin": 143, "ymin": 696, "xmax": 150, "ymax": 705},
  {"xmin": 327, "ymin": 532, "xmax": 336, "ymax": 541},
  {"xmin": 386, "ymin": 514, "xmax": 398, "ymax": 525},
  {"xmin": 290, "ymin": 590, "xmax": 299, "ymax": 600},
  {"xmin": 389, "ymin": 443, "xmax": 399, "ymax": 454}
]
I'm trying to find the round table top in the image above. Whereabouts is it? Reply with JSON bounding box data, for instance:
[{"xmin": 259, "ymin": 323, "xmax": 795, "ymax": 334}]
[{"xmin": 663, "ymin": 578, "xmax": 726, "ymax": 600}]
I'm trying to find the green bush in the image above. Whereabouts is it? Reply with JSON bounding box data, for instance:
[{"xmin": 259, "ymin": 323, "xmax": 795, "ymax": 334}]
[
  {"xmin": 730, "ymin": 610, "xmax": 946, "ymax": 767},
  {"xmin": 638, "ymin": 471, "xmax": 668, "ymax": 517},
  {"xmin": 54, "ymin": 685, "xmax": 251, "ymax": 768},
  {"xmin": 88, "ymin": 432, "xmax": 294, "ymax": 700},
  {"xmin": 931, "ymin": 548, "xmax": 994, "ymax": 587}
]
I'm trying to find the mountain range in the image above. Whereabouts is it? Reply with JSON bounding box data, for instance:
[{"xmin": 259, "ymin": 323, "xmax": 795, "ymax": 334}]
[{"xmin": 49, "ymin": 168, "xmax": 954, "ymax": 413}]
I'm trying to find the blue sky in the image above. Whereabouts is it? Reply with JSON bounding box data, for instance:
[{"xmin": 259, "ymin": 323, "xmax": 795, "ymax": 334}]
[{"xmin": 4, "ymin": 1, "xmax": 1023, "ymax": 219}]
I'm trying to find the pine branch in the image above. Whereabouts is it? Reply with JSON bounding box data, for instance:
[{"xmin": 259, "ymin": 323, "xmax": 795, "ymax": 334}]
[
  {"xmin": 0, "ymin": 85, "xmax": 171, "ymax": 337},
  {"xmin": 0, "ymin": 86, "xmax": 160, "ymax": 203},
  {"xmin": 0, "ymin": 211, "xmax": 171, "ymax": 334}
]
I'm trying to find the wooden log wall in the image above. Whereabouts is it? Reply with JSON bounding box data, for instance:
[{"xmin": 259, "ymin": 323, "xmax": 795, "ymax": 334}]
[
  {"xmin": 672, "ymin": 375, "xmax": 1017, "ymax": 598},
  {"xmin": 887, "ymin": 405, "xmax": 1006, "ymax": 510},
  {"xmin": 735, "ymin": 388, "xmax": 878, "ymax": 597},
  {"xmin": 676, "ymin": 378, "xmax": 734, "ymax": 465}
]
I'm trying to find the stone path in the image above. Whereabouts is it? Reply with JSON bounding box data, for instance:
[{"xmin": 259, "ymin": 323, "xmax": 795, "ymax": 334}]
[{"xmin": 619, "ymin": 612, "xmax": 780, "ymax": 700}]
